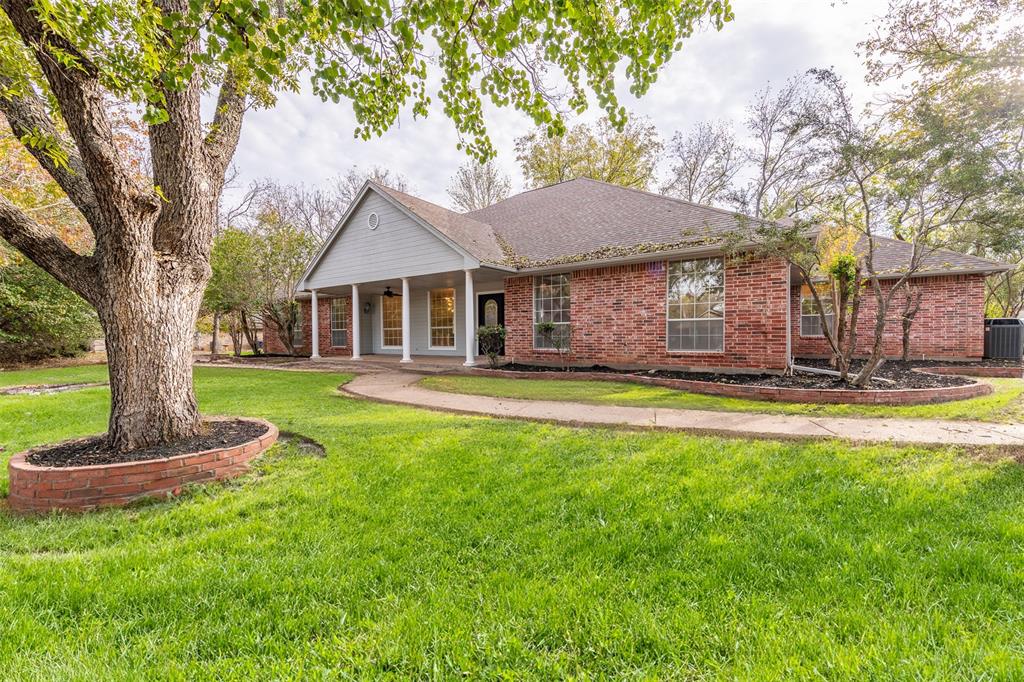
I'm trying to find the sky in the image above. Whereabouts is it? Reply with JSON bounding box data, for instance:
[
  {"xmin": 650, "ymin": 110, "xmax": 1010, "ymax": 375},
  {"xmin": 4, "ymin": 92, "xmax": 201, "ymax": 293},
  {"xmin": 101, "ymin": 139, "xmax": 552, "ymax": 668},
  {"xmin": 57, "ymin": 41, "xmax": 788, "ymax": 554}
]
[{"xmin": 224, "ymin": 0, "xmax": 892, "ymax": 210}]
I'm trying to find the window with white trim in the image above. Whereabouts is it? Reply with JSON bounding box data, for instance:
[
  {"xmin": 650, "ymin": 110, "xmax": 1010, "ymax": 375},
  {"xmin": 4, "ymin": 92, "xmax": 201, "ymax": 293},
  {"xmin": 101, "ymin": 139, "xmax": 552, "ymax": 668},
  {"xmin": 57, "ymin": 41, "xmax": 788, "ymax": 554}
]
[
  {"xmin": 667, "ymin": 257, "xmax": 725, "ymax": 352},
  {"xmin": 800, "ymin": 284, "xmax": 835, "ymax": 337},
  {"xmin": 291, "ymin": 309, "xmax": 303, "ymax": 346},
  {"xmin": 533, "ymin": 274, "xmax": 571, "ymax": 349},
  {"xmin": 429, "ymin": 288, "xmax": 456, "ymax": 348},
  {"xmin": 330, "ymin": 298, "xmax": 347, "ymax": 347},
  {"xmin": 381, "ymin": 295, "xmax": 402, "ymax": 348}
]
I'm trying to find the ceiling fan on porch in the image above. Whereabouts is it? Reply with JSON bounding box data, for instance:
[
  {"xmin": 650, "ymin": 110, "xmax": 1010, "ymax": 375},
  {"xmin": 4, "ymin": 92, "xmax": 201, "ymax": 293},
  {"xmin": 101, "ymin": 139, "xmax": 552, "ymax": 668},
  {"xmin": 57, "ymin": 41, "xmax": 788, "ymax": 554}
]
[{"xmin": 383, "ymin": 286, "xmax": 402, "ymax": 298}]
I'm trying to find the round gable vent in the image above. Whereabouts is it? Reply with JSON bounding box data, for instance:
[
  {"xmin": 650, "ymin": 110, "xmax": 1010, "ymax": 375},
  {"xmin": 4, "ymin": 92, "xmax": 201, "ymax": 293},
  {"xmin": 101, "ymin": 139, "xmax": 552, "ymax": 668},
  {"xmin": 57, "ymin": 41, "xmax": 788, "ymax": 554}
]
[{"xmin": 367, "ymin": 212, "xmax": 380, "ymax": 230}]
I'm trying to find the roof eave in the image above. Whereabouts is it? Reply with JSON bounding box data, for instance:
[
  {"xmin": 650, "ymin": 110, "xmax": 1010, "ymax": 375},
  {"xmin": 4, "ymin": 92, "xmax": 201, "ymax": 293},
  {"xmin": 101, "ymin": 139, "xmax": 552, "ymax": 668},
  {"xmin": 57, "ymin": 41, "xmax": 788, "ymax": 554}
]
[
  {"xmin": 512, "ymin": 242, "xmax": 758, "ymax": 274},
  {"xmin": 808, "ymin": 265, "xmax": 1012, "ymax": 282}
]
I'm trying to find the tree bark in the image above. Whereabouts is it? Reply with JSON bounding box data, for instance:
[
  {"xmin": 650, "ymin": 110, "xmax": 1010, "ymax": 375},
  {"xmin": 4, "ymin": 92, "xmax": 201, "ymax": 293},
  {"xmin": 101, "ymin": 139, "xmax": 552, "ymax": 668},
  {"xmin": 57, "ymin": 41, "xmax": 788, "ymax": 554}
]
[
  {"xmin": 211, "ymin": 310, "xmax": 221, "ymax": 356},
  {"xmin": 97, "ymin": 264, "xmax": 205, "ymax": 451},
  {"xmin": 0, "ymin": 0, "xmax": 246, "ymax": 453},
  {"xmin": 240, "ymin": 309, "xmax": 260, "ymax": 355},
  {"xmin": 901, "ymin": 288, "xmax": 922, "ymax": 363}
]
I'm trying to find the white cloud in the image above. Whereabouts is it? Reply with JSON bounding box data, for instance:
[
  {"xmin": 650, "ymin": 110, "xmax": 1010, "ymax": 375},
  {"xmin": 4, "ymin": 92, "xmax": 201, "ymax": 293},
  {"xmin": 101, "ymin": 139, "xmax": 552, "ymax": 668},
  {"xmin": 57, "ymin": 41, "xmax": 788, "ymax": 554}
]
[{"xmin": 223, "ymin": 0, "xmax": 890, "ymax": 210}]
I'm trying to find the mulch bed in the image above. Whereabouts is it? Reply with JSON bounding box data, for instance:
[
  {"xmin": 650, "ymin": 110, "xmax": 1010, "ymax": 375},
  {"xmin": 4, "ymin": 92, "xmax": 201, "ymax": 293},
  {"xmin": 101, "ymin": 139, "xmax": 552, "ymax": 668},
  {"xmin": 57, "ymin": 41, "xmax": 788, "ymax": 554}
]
[
  {"xmin": 498, "ymin": 359, "xmax": 976, "ymax": 391},
  {"xmin": 27, "ymin": 419, "xmax": 267, "ymax": 468}
]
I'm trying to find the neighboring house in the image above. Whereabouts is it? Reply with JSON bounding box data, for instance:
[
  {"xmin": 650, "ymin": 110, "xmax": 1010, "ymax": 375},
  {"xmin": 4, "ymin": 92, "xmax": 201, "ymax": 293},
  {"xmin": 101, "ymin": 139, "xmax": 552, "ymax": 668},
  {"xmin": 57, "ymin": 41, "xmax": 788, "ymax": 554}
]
[{"xmin": 265, "ymin": 178, "xmax": 1009, "ymax": 372}]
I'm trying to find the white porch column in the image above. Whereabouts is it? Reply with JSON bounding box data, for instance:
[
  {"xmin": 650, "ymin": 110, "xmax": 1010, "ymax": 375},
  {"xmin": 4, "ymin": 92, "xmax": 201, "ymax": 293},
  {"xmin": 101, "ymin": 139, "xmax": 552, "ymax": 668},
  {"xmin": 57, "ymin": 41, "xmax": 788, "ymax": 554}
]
[
  {"xmin": 400, "ymin": 277, "xmax": 412, "ymax": 363},
  {"xmin": 351, "ymin": 284, "xmax": 361, "ymax": 360},
  {"xmin": 464, "ymin": 269, "xmax": 476, "ymax": 366},
  {"xmin": 310, "ymin": 289, "xmax": 321, "ymax": 359}
]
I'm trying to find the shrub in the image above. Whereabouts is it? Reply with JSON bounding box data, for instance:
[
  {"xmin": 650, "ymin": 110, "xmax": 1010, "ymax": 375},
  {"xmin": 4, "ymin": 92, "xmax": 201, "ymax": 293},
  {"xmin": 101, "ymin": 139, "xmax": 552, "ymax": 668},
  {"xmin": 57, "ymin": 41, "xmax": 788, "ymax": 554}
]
[
  {"xmin": 0, "ymin": 255, "xmax": 100, "ymax": 363},
  {"xmin": 476, "ymin": 325, "xmax": 506, "ymax": 368}
]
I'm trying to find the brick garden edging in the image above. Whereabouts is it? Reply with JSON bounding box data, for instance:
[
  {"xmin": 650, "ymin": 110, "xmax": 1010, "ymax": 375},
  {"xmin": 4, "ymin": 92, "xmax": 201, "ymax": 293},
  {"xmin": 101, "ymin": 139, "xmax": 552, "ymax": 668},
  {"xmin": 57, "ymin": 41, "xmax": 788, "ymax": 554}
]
[
  {"xmin": 467, "ymin": 367, "xmax": 993, "ymax": 406},
  {"xmin": 917, "ymin": 366, "xmax": 1024, "ymax": 379},
  {"xmin": 7, "ymin": 417, "xmax": 278, "ymax": 514}
]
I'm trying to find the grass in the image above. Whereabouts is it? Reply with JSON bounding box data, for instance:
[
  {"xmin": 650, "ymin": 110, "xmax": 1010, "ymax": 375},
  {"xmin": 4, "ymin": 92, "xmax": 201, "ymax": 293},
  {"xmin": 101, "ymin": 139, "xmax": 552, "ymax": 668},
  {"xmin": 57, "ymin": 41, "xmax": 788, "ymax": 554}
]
[
  {"xmin": 2, "ymin": 365, "xmax": 1024, "ymax": 678},
  {"xmin": 0, "ymin": 363, "xmax": 109, "ymax": 388},
  {"xmin": 420, "ymin": 374, "xmax": 1024, "ymax": 422}
]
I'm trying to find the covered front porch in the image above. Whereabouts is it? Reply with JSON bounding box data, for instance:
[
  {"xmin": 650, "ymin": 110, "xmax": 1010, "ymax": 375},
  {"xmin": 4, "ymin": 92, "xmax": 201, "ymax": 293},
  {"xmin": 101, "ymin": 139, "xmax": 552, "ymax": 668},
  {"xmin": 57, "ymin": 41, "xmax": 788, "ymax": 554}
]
[{"xmin": 308, "ymin": 267, "xmax": 508, "ymax": 366}]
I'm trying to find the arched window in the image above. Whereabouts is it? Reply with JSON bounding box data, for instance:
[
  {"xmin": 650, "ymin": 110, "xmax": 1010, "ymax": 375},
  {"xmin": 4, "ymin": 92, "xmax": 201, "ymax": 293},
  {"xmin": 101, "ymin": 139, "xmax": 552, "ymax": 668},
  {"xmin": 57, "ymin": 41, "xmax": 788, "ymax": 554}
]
[{"xmin": 484, "ymin": 299, "xmax": 499, "ymax": 327}]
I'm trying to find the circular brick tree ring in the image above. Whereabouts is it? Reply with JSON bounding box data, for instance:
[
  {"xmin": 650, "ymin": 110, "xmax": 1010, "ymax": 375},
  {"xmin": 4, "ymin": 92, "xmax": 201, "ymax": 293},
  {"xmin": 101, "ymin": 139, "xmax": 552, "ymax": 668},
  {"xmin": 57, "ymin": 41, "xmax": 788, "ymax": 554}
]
[{"xmin": 7, "ymin": 417, "xmax": 278, "ymax": 514}]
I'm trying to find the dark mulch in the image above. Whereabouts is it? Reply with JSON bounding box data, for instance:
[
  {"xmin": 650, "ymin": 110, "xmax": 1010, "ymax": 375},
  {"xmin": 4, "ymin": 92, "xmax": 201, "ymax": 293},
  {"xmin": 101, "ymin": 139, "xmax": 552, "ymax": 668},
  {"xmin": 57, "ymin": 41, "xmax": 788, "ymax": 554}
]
[
  {"xmin": 27, "ymin": 419, "xmax": 267, "ymax": 468},
  {"xmin": 497, "ymin": 359, "xmax": 975, "ymax": 391}
]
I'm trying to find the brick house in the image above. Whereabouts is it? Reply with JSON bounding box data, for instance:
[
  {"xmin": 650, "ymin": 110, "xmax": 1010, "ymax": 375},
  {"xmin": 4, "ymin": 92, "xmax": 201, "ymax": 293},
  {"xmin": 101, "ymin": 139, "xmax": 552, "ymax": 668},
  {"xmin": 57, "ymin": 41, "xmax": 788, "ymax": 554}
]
[{"xmin": 267, "ymin": 178, "xmax": 1009, "ymax": 372}]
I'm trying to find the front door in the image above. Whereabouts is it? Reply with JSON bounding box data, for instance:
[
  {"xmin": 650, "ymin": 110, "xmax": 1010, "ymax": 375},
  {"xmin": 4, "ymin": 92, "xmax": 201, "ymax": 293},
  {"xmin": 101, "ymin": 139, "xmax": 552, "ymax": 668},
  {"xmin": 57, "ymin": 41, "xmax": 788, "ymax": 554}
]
[{"xmin": 477, "ymin": 293, "xmax": 505, "ymax": 355}]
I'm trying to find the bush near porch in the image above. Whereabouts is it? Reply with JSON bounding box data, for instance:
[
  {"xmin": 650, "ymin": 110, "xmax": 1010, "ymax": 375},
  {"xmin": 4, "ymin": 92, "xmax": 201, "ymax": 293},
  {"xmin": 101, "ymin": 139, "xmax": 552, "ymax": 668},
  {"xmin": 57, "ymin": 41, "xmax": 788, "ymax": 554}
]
[{"xmin": 1, "ymin": 366, "xmax": 1024, "ymax": 677}]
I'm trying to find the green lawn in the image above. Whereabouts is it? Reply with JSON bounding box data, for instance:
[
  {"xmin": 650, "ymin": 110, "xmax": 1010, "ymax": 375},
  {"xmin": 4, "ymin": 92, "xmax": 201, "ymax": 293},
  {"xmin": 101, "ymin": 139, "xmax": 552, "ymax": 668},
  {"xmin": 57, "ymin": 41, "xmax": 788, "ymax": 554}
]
[
  {"xmin": 2, "ymin": 366, "xmax": 1024, "ymax": 678},
  {"xmin": 420, "ymin": 374, "xmax": 1024, "ymax": 422}
]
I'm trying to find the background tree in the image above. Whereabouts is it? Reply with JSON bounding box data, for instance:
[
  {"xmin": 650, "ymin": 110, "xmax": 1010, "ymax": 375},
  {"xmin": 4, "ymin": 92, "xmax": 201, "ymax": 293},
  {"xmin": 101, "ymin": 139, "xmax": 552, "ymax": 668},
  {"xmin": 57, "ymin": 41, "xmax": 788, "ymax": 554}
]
[
  {"xmin": 660, "ymin": 120, "xmax": 741, "ymax": 206},
  {"xmin": 0, "ymin": 0, "xmax": 733, "ymax": 451},
  {"xmin": 730, "ymin": 76, "xmax": 825, "ymax": 220},
  {"xmin": 863, "ymin": 0, "xmax": 1024, "ymax": 319},
  {"xmin": 447, "ymin": 160, "xmax": 511, "ymax": 212},
  {"xmin": 0, "ymin": 120, "xmax": 99, "ymax": 363},
  {"xmin": 204, "ymin": 228, "xmax": 261, "ymax": 356},
  {"xmin": 252, "ymin": 210, "xmax": 316, "ymax": 356},
  {"xmin": 516, "ymin": 116, "xmax": 662, "ymax": 190},
  {"xmin": 334, "ymin": 166, "xmax": 411, "ymax": 212}
]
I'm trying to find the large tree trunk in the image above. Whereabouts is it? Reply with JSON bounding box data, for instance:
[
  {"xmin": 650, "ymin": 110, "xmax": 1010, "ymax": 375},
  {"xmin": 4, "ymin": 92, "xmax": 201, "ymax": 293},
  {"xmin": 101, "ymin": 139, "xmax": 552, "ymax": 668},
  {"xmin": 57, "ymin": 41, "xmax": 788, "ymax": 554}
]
[
  {"xmin": 97, "ymin": 267, "xmax": 205, "ymax": 451},
  {"xmin": 0, "ymin": 0, "xmax": 246, "ymax": 454}
]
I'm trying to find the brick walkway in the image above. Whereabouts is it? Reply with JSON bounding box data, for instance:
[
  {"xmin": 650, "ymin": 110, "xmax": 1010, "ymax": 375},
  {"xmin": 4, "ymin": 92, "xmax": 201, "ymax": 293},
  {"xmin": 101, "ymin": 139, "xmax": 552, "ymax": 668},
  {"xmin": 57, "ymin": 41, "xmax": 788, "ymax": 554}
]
[{"xmin": 342, "ymin": 371, "xmax": 1024, "ymax": 447}]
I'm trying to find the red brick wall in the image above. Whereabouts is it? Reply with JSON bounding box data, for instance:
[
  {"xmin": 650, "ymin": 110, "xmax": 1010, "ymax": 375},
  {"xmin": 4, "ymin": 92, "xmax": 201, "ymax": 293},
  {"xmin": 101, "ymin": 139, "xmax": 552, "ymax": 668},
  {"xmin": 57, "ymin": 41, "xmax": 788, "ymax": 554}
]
[
  {"xmin": 504, "ymin": 254, "xmax": 791, "ymax": 372},
  {"xmin": 264, "ymin": 296, "xmax": 352, "ymax": 357},
  {"xmin": 791, "ymin": 274, "xmax": 987, "ymax": 360}
]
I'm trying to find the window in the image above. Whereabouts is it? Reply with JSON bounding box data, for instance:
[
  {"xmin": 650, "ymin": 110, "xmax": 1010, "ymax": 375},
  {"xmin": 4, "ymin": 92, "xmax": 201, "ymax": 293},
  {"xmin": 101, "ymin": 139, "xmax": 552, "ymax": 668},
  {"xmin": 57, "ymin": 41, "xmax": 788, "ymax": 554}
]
[
  {"xmin": 291, "ymin": 309, "xmax": 303, "ymax": 346},
  {"xmin": 429, "ymin": 288, "xmax": 456, "ymax": 348},
  {"xmin": 330, "ymin": 298, "xmax": 347, "ymax": 347},
  {"xmin": 484, "ymin": 299, "xmax": 499, "ymax": 327},
  {"xmin": 667, "ymin": 257, "xmax": 725, "ymax": 352},
  {"xmin": 800, "ymin": 284, "xmax": 835, "ymax": 337},
  {"xmin": 534, "ymin": 274, "xmax": 571, "ymax": 349},
  {"xmin": 381, "ymin": 295, "xmax": 402, "ymax": 348}
]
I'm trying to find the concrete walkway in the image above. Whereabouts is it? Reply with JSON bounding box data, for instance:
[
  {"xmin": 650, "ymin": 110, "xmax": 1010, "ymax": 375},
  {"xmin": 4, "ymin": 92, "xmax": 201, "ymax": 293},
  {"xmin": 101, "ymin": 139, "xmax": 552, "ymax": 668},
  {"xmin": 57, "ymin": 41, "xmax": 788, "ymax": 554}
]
[{"xmin": 343, "ymin": 371, "xmax": 1024, "ymax": 447}]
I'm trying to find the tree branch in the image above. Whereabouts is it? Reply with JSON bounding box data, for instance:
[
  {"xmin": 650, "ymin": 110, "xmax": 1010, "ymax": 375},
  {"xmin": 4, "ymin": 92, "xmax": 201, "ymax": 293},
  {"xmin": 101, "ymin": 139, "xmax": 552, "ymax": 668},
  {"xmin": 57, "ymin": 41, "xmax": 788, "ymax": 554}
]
[
  {"xmin": 0, "ymin": 193, "xmax": 97, "ymax": 301},
  {"xmin": 0, "ymin": 0, "xmax": 155, "ymax": 225},
  {"xmin": 204, "ymin": 69, "xmax": 246, "ymax": 187},
  {"xmin": 0, "ymin": 78, "xmax": 102, "ymax": 228}
]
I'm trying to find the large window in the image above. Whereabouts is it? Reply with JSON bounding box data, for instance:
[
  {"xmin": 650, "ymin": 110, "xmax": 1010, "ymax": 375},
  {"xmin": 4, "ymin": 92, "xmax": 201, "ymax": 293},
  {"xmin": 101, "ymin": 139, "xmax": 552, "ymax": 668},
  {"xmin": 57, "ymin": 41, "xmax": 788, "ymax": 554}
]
[
  {"xmin": 330, "ymin": 298, "xmax": 347, "ymax": 347},
  {"xmin": 667, "ymin": 257, "xmax": 725, "ymax": 352},
  {"xmin": 429, "ymin": 288, "xmax": 456, "ymax": 348},
  {"xmin": 800, "ymin": 284, "xmax": 835, "ymax": 337},
  {"xmin": 381, "ymin": 295, "xmax": 402, "ymax": 348},
  {"xmin": 534, "ymin": 274, "xmax": 571, "ymax": 349}
]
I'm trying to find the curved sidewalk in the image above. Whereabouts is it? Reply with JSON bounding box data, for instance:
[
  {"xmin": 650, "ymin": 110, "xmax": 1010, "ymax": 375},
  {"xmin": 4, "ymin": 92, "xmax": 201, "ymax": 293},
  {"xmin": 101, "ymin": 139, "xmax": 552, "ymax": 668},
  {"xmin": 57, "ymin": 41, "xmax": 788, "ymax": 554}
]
[{"xmin": 343, "ymin": 371, "xmax": 1024, "ymax": 447}]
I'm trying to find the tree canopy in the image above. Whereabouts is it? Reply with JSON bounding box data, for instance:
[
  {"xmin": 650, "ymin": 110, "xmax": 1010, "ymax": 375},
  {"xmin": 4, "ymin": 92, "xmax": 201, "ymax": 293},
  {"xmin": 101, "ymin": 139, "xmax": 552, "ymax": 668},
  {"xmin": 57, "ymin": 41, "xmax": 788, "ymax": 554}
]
[{"xmin": 515, "ymin": 116, "xmax": 662, "ymax": 190}]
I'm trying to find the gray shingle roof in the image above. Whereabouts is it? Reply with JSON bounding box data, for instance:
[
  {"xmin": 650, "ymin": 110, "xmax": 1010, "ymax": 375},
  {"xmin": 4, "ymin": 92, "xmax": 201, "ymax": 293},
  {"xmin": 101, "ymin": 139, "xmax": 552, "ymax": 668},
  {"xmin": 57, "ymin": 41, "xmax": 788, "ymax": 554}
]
[
  {"xmin": 467, "ymin": 177, "xmax": 756, "ymax": 265},
  {"xmin": 373, "ymin": 183, "xmax": 507, "ymax": 264},
  {"xmin": 372, "ymin": 178, "xmax": 1010, "ymax": 276},
  {"xmin": 861, "ymin": 235, "xmax": 1009, "ymax": 278}
]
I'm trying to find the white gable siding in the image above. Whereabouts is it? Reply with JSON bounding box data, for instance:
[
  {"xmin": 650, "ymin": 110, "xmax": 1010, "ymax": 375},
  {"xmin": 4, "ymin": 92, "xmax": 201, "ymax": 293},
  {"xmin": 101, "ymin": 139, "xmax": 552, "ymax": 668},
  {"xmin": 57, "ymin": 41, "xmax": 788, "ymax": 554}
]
[{"xmin": 306, "ymin": 191, "xmax": 471, "ymax": 288}]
